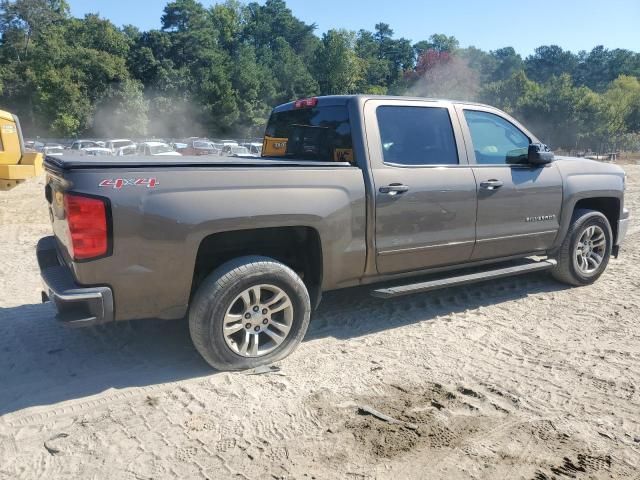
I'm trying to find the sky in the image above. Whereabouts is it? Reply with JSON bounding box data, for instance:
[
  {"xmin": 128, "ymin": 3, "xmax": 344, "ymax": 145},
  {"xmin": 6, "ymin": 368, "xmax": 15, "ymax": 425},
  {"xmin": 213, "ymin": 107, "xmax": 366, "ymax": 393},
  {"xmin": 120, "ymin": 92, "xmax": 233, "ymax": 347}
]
[{"xmin": 68, "ymin": 0, "xmax": 640, "ymax": 56}]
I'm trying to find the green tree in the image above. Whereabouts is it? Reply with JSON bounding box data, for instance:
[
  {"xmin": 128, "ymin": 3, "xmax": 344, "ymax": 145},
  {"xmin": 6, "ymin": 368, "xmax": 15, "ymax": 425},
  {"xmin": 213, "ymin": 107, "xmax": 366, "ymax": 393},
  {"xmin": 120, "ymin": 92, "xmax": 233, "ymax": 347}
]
[
  {"xmin": 525, "ymin": 45, "xmax": 577, "ymax": 84},
  {"xmin": 414, "ymin": 33, "xmax": 459, "ymax": 56},
  {"xmin": 269, "ymin": 37, "xmax": 318, "ymax": 103},
  {"xmin": 244, "ymin": 0, "xmax": 318, "ymax": 59},
  {"xmin": 0, "ymin": 0, "xmax": 68, "ymax": 61},
  {"xmin": 314, "ymin": 29, "xmax": 362, "ymax": 95},
  {"xmin": 0, "ymin": 0, "xmax": 638, "ymax": 145},
  {"xmin": 601, "ymin": 75, "xmax": 640, "ymax": 144}
]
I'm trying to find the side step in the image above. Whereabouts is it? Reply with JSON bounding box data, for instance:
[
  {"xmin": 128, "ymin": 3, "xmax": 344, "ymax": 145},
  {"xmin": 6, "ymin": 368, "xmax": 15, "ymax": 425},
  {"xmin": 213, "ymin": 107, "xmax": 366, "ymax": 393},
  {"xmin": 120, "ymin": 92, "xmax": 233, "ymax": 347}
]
[{"xmin": 371, "ymin": 259, "xmax": 557, "ymax": 299}]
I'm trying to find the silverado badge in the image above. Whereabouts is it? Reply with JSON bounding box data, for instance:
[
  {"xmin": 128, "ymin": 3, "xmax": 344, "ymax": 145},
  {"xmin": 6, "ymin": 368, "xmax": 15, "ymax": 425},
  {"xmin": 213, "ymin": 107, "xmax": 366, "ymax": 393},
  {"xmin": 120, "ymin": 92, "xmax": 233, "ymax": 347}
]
[{"xmin": 526, "ymin": 214, "xmax": 556, "ymax": 222}]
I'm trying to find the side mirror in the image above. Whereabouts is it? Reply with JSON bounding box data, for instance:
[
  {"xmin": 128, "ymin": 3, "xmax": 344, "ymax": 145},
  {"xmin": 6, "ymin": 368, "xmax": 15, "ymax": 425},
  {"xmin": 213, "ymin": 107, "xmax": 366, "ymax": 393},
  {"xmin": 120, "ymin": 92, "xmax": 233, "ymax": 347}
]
[{"xmin": 528, "ymin": 143, "xmax": 554, "ymax": 165}]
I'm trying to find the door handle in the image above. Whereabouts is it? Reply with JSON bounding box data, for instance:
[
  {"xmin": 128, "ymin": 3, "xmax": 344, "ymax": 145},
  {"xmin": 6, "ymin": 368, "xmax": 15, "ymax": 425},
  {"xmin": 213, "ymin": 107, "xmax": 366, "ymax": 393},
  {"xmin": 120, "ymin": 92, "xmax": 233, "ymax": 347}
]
[
  {"xmin": 379, "ymin": 184, "xmax": 410, "ymax": 196},
  {"xmin": 480, "ymin": 179, "xmax": 504, "ymax": 190}
]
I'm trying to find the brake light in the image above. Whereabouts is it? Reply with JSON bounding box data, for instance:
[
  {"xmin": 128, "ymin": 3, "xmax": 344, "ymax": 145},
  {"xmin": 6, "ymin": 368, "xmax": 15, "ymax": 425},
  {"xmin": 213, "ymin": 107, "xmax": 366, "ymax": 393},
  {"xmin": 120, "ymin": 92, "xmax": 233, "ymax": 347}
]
[
  {"xmin": 294, "ymin": 97, "xmax": 318, "ymax": 109},
  {"xmin": 64, "ymin": 193, "xmax": 109, "ymax": 260}
]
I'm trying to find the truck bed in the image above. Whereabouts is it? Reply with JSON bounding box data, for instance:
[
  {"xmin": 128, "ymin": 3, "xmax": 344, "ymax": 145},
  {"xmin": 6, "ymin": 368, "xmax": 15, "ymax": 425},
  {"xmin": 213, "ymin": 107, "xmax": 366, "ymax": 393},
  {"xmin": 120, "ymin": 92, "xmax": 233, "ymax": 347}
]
[
  {"xmin": 43, "ymin": 152, "xmax": 368, "ymax": 322},
  {"xmin": 45, "ymin": 155, "xmax": 353, "ymax": 170}
]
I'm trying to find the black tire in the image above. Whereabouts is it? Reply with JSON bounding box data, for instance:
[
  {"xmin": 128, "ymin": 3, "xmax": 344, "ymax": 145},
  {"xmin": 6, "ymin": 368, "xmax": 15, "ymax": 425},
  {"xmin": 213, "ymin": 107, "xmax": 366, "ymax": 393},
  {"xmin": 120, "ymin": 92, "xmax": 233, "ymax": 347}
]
[
  {"xmin": 189, "ymin": 256, "xmax": 311, "ymax": 371},
  {"xmin": 551, "ymin": 209, "xmax": 612, "ymax": 286}
]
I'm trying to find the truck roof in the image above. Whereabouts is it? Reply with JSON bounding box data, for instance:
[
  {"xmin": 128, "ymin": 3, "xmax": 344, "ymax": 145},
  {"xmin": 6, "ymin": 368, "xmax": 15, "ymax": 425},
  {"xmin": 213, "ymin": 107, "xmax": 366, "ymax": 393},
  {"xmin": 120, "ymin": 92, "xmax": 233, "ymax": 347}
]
[{"xmin": 272, "ymin": 95, "xmax": 493, "ymax": 112}]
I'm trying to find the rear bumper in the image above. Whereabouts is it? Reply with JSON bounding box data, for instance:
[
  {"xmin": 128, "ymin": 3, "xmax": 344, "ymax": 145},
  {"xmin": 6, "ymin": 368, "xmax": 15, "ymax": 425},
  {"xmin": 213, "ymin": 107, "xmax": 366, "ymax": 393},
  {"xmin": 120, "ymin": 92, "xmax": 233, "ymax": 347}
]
[{"xmin": 37, "ymin": 236, "xmax": 114, "ymax": 327}]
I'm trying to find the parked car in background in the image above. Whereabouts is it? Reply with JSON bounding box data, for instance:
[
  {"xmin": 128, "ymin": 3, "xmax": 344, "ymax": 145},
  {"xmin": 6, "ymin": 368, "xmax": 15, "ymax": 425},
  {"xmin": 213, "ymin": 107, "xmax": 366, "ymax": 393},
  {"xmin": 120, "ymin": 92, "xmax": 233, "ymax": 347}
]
[
  {"xmin": 137, "ymin": 141, "xmax": 182, "ymax": 157},
  {"xmin": 228, "ymin": 145, "xmax": 250, "ymax": 157},
  {"xmin": 243, "ymin": 142, "xmax": 263, "ymax": 156},
  {"xmin": 171, "ymin": 141, "xmax": 188, "ymax": 150},
  {"xmin": 220, "ymin": 141, "xmax": 241, "ymax": 155},
  {"xmin": 177, "ymin": 139, "xmax": 220, "ymax": 156},
  {"xmin": 25, "ymin": 140, "xmax": 45, "ymax": 152},
  {"xmin": 70, "ymin": 140, "xmax": 103, "ymax": 151},
  {"xmin": 42, "ymin": 145, "xmax": 65, "ymax": 156},
  {"xmin": 106, "ymin": 139, "xmax": 136, "ymax": 156},
  {"xmin": 82, "ymin": 147, "xmax": 113, "ymax": 156}
]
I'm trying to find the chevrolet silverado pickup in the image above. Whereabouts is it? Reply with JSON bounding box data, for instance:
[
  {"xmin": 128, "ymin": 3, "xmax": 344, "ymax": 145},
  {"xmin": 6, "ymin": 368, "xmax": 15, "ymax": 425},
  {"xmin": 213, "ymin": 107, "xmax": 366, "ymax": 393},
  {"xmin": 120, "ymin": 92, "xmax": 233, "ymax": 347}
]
[{"xmin": 38, "ymin": 95, "xmax": 630, "ymax": 370}]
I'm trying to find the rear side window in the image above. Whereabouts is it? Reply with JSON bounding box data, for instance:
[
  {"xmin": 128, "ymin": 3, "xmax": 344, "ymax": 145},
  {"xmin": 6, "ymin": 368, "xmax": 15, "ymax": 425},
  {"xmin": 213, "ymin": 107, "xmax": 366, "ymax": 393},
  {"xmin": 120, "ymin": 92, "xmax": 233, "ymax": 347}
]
[
  {"xmin": 464, "ymin": 110, "xmax": 530, "ymax": 164},
  {"xmin": 263, "ymin": 105, "xmax": 354, "ymax": 162},
  {"xmin": 376, "ymin": 106, "xmax": 459, "ymax": 166}
]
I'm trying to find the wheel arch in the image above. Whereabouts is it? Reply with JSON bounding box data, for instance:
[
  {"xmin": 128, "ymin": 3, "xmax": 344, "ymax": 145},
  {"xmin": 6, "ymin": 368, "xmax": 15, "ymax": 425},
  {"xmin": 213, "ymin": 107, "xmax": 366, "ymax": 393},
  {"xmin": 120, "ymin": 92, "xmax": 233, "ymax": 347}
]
[
  {"xmin": 552, "ymin": 192, "xmax": 622, "ymax": 253},
  {"xmin": 572, "ymin": 197, "xmax": 620, "ymax": 241},
  {"xmin": 191, "ymin": 226, "xmax": 324, "ymax": 309}
]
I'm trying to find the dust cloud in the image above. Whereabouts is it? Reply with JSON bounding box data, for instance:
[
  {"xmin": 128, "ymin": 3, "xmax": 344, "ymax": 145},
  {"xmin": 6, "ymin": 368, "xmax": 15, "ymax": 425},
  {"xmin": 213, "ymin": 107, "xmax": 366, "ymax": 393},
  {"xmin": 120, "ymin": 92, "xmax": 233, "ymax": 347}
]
[{"xmin": 404, "ymin": 56, "xmax": 480, "ymax": 102}]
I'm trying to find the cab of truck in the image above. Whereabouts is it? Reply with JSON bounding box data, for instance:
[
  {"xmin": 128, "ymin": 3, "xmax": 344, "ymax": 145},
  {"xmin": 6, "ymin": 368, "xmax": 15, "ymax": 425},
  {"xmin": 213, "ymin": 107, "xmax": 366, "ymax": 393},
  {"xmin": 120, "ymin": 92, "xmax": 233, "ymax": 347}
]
[{"xmin": 0, "ymin": 109, "xmax": 43, "ymax": 190}]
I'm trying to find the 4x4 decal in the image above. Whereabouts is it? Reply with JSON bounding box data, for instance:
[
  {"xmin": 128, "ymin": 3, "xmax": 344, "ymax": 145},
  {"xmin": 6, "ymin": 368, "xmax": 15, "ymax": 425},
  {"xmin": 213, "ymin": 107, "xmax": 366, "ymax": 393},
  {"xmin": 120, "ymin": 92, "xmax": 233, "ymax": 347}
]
[{"xmin": 99, "ymin": 178, "xmax": 159, "ymax": 189}]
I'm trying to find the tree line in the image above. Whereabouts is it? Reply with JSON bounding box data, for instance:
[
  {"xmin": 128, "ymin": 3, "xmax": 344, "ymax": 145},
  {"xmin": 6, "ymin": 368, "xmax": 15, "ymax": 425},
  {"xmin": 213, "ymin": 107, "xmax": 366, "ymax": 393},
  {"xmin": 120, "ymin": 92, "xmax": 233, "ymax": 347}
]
[{"xmin": 1, "ymin": 0, "xmax": 639, "ymax": 152}]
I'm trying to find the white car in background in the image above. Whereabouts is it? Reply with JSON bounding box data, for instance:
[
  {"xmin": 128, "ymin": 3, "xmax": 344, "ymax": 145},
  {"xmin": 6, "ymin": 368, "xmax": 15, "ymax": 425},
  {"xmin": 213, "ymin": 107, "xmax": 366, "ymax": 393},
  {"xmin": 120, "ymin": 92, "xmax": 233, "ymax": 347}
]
[
  {"xmin": 70, "ymin": 140, "xmax": 104, "ymax": 151},
  {"xmin": 242, "ymin": 142, "xmax": 263, "ymax": 156},
  {"xmin": 42, "ymin": 145, "xmax": 65, "ymax": 156},
  {"xmin": 219, "ymin": 140, "xmax": 240, "ymax": 155},
  {"xmin": 82, "ymin": 147, "xmax": 113, "ymax": 156},
  {"xmin": 228, "ymin": 145, "xmax": 250, "ymax": 157},
  {"xmin": 138, "ymin": 141, "xmax": 182, "ymax": 157},
  {"xmin": 106, "ymin": 139, "xmax": 137, "ymax": 156}
]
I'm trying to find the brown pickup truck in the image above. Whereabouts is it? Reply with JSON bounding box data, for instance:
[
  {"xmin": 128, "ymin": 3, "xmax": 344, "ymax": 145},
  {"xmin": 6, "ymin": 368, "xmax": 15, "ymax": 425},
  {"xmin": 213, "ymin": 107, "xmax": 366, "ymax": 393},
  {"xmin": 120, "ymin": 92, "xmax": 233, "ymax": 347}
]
[{"xmin": 38, "ymin": 95, "xmax": 629, "ymax": 370}]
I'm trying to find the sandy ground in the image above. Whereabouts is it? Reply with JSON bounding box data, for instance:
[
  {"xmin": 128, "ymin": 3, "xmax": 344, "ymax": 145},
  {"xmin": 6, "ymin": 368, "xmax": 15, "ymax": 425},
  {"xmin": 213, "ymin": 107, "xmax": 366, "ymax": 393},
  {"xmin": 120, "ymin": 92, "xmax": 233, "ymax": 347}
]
[{"xmin": 1, "ymin": 168, "xmax": 640, "ymax": 480}]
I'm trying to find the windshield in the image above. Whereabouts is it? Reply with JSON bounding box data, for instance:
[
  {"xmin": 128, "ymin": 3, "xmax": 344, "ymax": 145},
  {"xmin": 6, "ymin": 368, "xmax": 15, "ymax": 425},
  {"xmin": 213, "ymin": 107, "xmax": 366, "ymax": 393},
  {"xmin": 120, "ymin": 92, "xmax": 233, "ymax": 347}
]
[
  {"xmin": 263, "ymin": 105, "xmax": 354, "ymax": 162},
  {"xmin": 150, "ymin": 145, "xmax": 174, "ymax": 154},
  {"xmin": 112, "ymin": 141, "xmax": 132, "ymax": 149},
  {"xmin": 194, "ymin": 141, "xmax": 214, "ymax": 149}
]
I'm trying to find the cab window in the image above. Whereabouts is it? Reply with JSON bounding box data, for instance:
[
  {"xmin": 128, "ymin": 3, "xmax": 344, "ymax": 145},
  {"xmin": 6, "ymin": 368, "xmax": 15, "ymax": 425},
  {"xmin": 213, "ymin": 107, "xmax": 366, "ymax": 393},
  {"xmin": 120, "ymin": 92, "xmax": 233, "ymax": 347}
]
[
  {"xmin": 263, "ymin": 105, "xmax": 353, "ymax": 163},
  {"xmin": 464, "ymin": 110, "xmax": 530, "ymax": 165},
  {"xmin": 376, "ymin": 106, "xmax": 459, "ymax": 166}
]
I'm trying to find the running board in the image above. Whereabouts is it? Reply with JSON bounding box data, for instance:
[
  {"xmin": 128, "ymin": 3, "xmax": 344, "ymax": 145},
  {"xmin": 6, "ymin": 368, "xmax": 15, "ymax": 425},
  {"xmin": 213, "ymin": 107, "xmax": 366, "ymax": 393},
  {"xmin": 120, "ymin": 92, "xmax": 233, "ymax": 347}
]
[{"xmin": 371, "ymin": 259, "xmax": 557, "ymax": 299}]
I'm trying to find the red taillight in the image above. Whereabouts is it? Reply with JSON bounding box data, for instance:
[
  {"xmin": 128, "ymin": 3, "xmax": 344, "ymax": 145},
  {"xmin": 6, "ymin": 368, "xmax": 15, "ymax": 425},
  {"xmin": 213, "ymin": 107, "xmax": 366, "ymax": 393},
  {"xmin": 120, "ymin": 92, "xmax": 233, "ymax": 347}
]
[
  {"xmin": 294, "ymin": 97, "xmax": 318, "ymax": 109},
  {"xmin": 64, "ymin": 193, "xmax": 109, "ymax": 260}
]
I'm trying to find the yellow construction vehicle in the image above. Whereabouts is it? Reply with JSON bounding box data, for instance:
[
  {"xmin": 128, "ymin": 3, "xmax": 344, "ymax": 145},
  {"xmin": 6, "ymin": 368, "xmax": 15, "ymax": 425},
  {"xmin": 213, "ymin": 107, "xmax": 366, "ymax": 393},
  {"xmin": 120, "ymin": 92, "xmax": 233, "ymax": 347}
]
[{"xmin": 0, "ymin": 109, "xmax": 43, "ymax": 190}]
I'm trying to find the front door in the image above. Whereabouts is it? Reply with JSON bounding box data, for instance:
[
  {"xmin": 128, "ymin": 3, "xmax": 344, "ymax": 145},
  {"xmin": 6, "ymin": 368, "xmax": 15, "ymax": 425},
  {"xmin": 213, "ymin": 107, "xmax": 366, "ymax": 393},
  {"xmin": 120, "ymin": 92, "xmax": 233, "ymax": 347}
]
[
  {"xmin": 457, "ymin": 107, "xmax": 563, "ymax": 260},
  {"xmin": 365, "ymin": 99, "xmax": 478, "ymax": 275}
]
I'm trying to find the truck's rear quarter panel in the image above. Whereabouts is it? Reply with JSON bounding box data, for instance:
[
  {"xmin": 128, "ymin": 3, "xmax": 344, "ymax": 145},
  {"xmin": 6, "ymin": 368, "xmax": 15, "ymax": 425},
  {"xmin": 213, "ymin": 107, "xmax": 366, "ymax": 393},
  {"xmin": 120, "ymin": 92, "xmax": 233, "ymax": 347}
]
[{"xmin": 46, "ymin": 159, "xmax": 367, "ymax": 321}]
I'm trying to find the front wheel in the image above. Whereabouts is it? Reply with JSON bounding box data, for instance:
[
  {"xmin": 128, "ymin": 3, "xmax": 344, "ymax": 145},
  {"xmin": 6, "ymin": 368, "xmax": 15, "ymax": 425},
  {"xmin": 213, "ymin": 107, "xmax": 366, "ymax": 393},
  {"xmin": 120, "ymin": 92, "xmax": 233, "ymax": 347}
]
[
  {"xmin": 189, "ymin": 256, "xmax": 311, "ymax": 371},
  {"xmin": 552, "ymin": 209, "xmax": 612, "ymax": 286}
]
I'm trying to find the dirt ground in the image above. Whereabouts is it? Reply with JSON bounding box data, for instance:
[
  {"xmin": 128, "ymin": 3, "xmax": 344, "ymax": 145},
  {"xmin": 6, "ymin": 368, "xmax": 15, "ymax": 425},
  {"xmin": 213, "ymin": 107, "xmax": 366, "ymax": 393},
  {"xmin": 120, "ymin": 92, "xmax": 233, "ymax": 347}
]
[{"xmin": 1, "ymin": 167, "xmax": 639, "ymax": 480}]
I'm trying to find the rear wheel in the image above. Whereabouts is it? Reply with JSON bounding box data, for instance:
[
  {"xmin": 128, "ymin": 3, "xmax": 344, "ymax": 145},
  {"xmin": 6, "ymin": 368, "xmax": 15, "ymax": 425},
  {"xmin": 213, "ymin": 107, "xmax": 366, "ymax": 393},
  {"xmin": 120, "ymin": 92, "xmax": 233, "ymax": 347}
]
[
  {"xmin": 552, "ymin": 209, "xmax": 612, "ymax": 286},
  {"xmin": 189, "ymin": 256, "xmax": 311, "ymax": 371}
]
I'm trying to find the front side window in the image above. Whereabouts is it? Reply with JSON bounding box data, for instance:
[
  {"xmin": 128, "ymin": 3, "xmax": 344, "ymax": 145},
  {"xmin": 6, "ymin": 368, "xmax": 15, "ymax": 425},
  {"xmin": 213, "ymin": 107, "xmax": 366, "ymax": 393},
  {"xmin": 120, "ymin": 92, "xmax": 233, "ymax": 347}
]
[
  {"xmin": 464, "ymin": 110, "xmax": 530, "ymax": 165},
  {"xmin": 376, "ymin": 106, "xmax": 459, "ymax": 166}
]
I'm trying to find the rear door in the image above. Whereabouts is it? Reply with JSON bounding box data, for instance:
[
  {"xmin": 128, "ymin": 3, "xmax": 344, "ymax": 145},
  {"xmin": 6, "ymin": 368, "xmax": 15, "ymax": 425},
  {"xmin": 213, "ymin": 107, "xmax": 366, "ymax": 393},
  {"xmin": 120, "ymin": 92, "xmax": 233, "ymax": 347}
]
[
  {"xmin": 365, "ymin": 99, "xmax": 478, "ymax": 274},
  {"xmin": 456, "ymin": 105, "xmax": 563, "ymax": 260}
]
